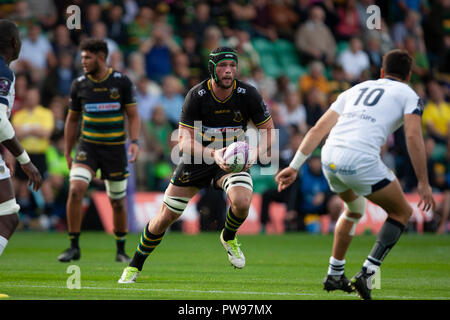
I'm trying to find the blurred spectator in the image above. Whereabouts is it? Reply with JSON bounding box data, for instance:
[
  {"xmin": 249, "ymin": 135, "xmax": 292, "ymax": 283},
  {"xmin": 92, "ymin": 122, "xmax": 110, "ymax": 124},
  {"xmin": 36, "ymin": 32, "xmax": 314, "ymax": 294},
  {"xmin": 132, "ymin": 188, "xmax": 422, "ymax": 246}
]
[
  {"xmin": 279, "ymin": 90, "xmax": 307, "ymax": 132},
  {"xmin": 229, "ymin": 0, "xmax": 257, "ymax": 34},
  {"xmin": 295, "ymin": 5, "xmax": 336, "ymax": 66},
  {"xmin": 90, "ymin": 21, "xmax": 120, "ymax": 65},
  {"xmin": 45, "ymin": 131, "xmax": 70, "ymax": 231},
  {"xmin": 10, "ymin": 0, "xmax": 34, "ymax": 38},
  {"xmin": 365, "ymin": 36, "xmax": 383, "ymax": 79},
  {"xmin": 11, "ymin": 87, "xmax": 54, "ymax": 229},
  {"xmin": 122, "ymin": 0, "xmax": 140, "ymax": 25},
  {"xmin": 304, "ymin": 87, "xmax": 328, "ymax": 128},
  {"xmin": 124, "ymin": 51, "xmax": 147, "ymax": 85},
  {"xmin": 248, "ymin": 66, "xmax": 277, "ymax": 99},
  {"xmin": 299, "ymin": 60, "xmax": 331, "ymax": 98},
  {"xmin": 83, "ymin": 2, "xmax": 103, "ymax": 37},
  {"xmin": 48, "ymin": 95, "xmax": 66, "ymax": 135},
  {"xmin": 338, "ymin": 36, "xmax": 370, "ymax": 83},
  {"xmin": 41, "ymin": 50, "xmax": 76, "ymax": 106},
  {"xmin": 393, "ymin": 0, "xmax": 430, "ymax": 22},
  {"xmin": 106, "ymin": 4, "xmax": 129, "ymax": 49},
  {"xmin": 363, "ymin": 18, "xmax": 394, "ymax": 55},
  {"xmin": 438, "ymin": 35, "xmax": 450, "ymax": 77},
  {"xmin": 156, "ymin": 75, "xmax": 185, "ymax": 127},
  {"xmin": 17, "ymin": 23, "xmax": 56, "ymax": 81},
  {"xmin": 200, "ymin": 26, "xmax": 224, "ymax": 64},
  {"xmin": 136, "ymin": 76, "xmax": 159, "ymax": 122},
  {"xmin": 172, "ymin": 51, "xmax": 191, "ymax": 86},
  {"xmin": 260, "ymin": 131, "xmax": 303, "ymax": 233},
  {"xmin": 269, "ymin": 0, "xmax": 300, "ymax": 40},
  {"xmin": 140, "ymin": 22, "xmax": 180, "ymax": 83},
  {"xmin": 272, "ymin": 74, "xmax": 295, "ymax": 103},
  {"xmin": 391, "ymin": 10, "xmax": 426, "ymax": 52},
  {"xmin": 181, "ymin": 31, "xmax": 206, "ymax": 80},
  {"xmin": 127, "ymin": 6, "xmax": 154, "ymax": 53},
  {"xmin": 11, "ymin": 71, "xmax": 31, "ymax": 115},
  {"xmin": 251, "ymin": 0, "xmax": 278, "ymax": 41},
  {"xmin": 51, "ymin": 24, "xmax": 77, "ymax": 58},
  {"xmin": 227, "ymin": 28, "xmax": 260, "ymax": 79},
  {"xmin": 422, "ymin": 80, "xmax": 450, "ymax": 147},
  {"xmin": 335, "ymin": 0, "xmax": 361, "ymax": 41},
  {"xmin": 423, "ymin": 0, "xmax": 450, "ymax": 71},
  {"xmin": 186, "ymin": 1, "xmax": 214, "ymax": 44},
  {"xmin": 328, "ymin": 64, "xmax": 351, "ymax": 103},
  {"xmin": 295, "ymin": 149, "xmax": 343, "ymax": 233},
  {"xmin": 142, "ymin": 105, "xmax": 176, "ymax": 191},
  {"xmin": 404, "ymin": 35, "xmax": 430, "ymax": 84}
]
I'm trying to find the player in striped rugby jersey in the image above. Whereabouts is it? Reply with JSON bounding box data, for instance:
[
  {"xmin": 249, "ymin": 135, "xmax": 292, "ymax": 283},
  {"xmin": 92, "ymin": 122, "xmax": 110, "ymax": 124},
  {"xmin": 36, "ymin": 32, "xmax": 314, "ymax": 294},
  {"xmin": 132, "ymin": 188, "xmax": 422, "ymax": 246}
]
[{"xmin": 57, "ymin": 39, "xmax": 140, "ymax": 263}]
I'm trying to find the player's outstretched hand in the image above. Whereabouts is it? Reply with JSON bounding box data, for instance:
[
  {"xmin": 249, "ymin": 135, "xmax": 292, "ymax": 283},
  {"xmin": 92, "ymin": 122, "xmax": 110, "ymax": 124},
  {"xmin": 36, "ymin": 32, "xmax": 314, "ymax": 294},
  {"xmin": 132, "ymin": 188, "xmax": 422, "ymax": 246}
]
[
  {"xmin": 417, "ymin": 181, "xmax": 435, "ymax": 212},
  {"xmin": 243, "ymin": 146, "xmax": 257, "ymax": 172},
  {"xmin": 128, "ymin": 143, "xmax": 139, "ymax": 163},
  {"xmin": 275, "ymin": 167, "xmax": 298, "ymax": 192},
  {"xmin": 21, "ymin": 162, "xmax": 43, "ymax": 192},
  {"xmin": 213, "ymin": 147, "xmax": 232, "ymax": 173}
]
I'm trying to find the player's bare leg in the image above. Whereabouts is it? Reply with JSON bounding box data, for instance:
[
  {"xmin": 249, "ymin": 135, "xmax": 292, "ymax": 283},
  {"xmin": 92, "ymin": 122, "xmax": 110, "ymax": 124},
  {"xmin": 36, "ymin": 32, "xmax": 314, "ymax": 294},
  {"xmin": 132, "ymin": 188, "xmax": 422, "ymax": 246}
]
[
  {"xmin": 110, "ymin": 197, "xmax": 131, "ymax": 262},
  {"xmin": 323, "ymin": 189, "xmax": 362, "ymax": 293},
  {"xmin": 217, "ymin": 173, "xmax": 253, "ymax": 269},
  {"xmin": 58, "ymin": 166, "xmax": 91, "ymax": 262},
  {"xmin": 119, "ymin": 184, "xmax": 198, "ymax": 283},
  {"xmin": 0, "ymin": 178, "xmax": 20, "ymax": 257},
  {"xmin": 352, "ymin": 178, "xmax": 413, "ymax": 299}
]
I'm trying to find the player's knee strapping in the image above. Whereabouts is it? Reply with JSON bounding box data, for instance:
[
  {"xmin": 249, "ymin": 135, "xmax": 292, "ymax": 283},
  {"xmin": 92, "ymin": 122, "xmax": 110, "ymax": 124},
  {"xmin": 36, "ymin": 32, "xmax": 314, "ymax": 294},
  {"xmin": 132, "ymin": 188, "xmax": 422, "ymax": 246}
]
[
  {"xmin": 0, "ymin": 198, "xmax": 20, "ymax": 216},
  {"xmin": 221, "ymin": 172, "xmax": 253, "ymax": 194},
  {"xmin": 163, "ymin": 192, "xmax": 191, "ymax": 215},
  {"xmin": 69, "ymin": 166, "xmax": 92, "ymax": 184},
  {"xmin": 105, "ymin": 179, "xmax": 127, "ymax": 199},
  {"xmin": 339, "ymin": 196, "xmax": 367, "ymax": 236}
]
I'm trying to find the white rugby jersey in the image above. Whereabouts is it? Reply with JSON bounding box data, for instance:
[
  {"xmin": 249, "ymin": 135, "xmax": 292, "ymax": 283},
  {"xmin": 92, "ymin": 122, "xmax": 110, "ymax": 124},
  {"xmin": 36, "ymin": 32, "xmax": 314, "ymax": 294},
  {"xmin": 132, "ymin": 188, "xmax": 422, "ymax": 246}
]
[{"xmin": 325, "ymin": 78, "xmax": 423, "ymax": 156}]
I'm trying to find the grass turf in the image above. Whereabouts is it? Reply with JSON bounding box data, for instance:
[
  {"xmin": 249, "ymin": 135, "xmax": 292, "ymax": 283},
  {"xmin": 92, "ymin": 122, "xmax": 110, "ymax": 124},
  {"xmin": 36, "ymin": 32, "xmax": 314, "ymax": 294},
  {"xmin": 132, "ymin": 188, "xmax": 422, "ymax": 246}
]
[{"xmin": 0, "ymin": 231, "xmax": 449, "ymax": 300}]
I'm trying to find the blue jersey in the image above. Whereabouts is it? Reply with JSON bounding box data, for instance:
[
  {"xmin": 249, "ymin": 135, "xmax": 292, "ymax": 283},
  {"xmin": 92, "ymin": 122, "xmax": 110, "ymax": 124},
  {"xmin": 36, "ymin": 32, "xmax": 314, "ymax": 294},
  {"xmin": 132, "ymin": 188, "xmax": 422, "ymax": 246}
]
[{"xmin": 0, "ymin": 56, "xmax": 15, "ymax": 117}]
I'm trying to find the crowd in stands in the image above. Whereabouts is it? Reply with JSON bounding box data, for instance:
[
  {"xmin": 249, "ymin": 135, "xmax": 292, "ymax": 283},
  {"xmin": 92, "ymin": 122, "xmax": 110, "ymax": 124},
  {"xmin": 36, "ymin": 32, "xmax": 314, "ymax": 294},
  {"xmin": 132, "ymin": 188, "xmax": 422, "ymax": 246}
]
[{"xmin": 0, "ymin": 0, "xmax": 448, "ymax": 234}]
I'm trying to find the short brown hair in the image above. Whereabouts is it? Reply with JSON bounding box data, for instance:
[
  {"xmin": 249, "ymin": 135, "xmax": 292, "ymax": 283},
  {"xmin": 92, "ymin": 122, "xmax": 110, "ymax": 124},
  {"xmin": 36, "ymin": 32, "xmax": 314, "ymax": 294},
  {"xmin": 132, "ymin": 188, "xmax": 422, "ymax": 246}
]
[
  {"xmin": 382, "ymin": 49, "xmax": 412, "ymax": 80},
  {"xmin": 80, "ymin": 38, "xmax": 108, "ymax": 58}
]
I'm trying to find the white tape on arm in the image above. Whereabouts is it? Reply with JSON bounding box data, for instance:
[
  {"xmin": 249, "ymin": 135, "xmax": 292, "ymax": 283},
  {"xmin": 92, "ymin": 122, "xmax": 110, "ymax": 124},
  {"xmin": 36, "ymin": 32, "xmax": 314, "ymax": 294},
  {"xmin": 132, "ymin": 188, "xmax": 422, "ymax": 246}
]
[
  {"xmin": 17, "ymin": 150, "xmax": 30, "ymax": 165},
  {"xmin": 0, "ymin": 105, "xmax": 15, "ymax": 142},
  {"xmin": 289, "ymin": 150, "xmax": 309, "ymax": 171}
]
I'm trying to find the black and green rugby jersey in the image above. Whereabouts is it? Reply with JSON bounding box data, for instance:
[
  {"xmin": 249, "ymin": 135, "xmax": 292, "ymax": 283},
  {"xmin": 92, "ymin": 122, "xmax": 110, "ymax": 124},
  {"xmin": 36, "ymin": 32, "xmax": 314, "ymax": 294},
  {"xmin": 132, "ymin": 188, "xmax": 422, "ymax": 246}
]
[
  {"xmin": 179, "ymin": 79, "xmax": 271, "ymax": 148},
  {"xmin": 68, "ymin": 68, "xmax": 137, "ymax": 145}
]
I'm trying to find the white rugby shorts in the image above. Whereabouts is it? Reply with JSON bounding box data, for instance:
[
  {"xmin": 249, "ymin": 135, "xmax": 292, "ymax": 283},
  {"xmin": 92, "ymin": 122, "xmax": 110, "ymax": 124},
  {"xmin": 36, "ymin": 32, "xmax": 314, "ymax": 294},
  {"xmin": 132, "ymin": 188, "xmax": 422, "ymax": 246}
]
[
  {"xmin": 321, "ymin": 144, "xmax": 395, "ymax": 196},
  {"xmin": 0, "ymin": 155, "xmax": 11, "ymax": 181}
]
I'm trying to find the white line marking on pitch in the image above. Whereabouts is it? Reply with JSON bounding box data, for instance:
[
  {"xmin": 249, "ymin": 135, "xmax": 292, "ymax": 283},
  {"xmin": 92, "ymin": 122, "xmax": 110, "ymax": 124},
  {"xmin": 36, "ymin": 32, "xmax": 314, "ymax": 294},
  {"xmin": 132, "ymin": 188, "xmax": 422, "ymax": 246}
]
[{"xmin": 1, "ymin": 283, "xmax": 448, "ymax": 300}]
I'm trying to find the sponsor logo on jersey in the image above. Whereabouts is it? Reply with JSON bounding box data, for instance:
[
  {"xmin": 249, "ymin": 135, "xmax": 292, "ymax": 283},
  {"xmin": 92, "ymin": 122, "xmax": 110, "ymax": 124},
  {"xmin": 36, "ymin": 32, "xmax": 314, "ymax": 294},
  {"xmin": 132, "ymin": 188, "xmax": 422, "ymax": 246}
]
[
  {"xmin": 0, "ymin": 78, "xmax": 11, "ymax": 96},
  {"xmin": 198, "ymin": 89, "xmax": 206, "ymax": 96},
  {"xmin": 85, "ymin": 102, "xmax": 121, "ymax": 112}
]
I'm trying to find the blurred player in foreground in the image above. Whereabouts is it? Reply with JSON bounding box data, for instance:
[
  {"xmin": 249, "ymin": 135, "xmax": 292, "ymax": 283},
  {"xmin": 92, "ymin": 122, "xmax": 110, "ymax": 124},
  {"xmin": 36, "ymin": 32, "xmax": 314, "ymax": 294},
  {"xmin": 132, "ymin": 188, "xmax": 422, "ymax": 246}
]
[
  {"xmin": 58, "ymin": 39, "xmax": 140, "ymax": 263},
  {"xmin": 276, "ymin": 49, "xmax": 435, "ymax": 299},
  {"xmin": 0, "ymin": 19, "xmax": 42, "ymax": 257}
]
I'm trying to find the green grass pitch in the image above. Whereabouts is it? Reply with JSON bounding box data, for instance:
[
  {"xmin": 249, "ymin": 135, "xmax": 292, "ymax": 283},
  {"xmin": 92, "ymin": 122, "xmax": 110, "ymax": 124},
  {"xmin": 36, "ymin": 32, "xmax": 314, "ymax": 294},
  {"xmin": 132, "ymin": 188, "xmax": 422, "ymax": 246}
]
[{"xmin": 0, "ymin": 231, "xmax": 449, "ymax": 300}]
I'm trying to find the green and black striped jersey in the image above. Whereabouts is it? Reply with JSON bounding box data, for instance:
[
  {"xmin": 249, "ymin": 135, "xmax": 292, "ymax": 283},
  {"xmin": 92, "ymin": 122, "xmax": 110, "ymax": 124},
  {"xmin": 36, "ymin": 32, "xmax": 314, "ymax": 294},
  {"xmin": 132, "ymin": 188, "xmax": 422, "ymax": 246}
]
[{"xmin": 68, "ymin": 68, "xmax": 137, "ymax": 145}]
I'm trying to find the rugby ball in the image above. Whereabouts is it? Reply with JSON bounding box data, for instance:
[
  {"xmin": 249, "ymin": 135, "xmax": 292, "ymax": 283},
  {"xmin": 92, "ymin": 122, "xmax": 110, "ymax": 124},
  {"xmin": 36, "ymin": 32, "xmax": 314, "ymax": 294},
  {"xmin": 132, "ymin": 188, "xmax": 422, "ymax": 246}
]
[{"xmin": 223, "ymin": 141, "xmax": 250, "ymax": 173}]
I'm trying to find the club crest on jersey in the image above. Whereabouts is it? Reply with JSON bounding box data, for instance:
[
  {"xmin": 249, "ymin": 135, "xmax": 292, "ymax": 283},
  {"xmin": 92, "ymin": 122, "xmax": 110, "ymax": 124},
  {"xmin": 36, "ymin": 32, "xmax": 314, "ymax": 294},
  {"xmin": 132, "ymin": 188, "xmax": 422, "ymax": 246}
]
[
  {"xmin": 109, "ymin": 87, "xmax": 120, "ymax": 99},
  {"xmin": 76, "ymin": 151, "xmax": 87, "ymax": 161},
  {"xmin": 233, "ymin": 111, "xmax": 243, "ymax": 122}
]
